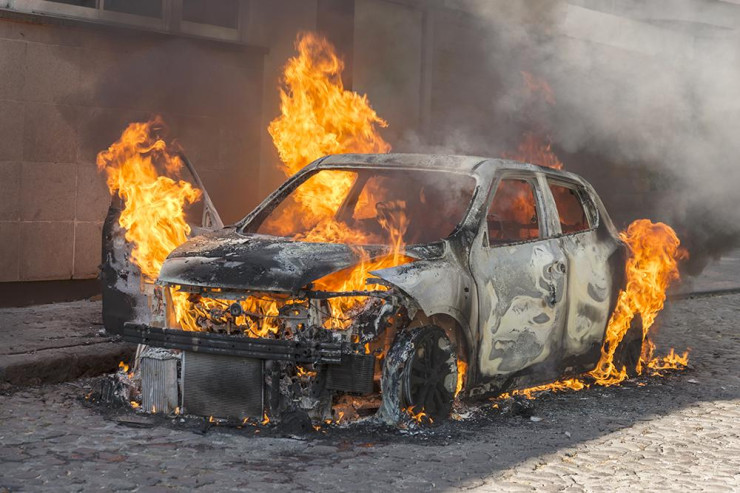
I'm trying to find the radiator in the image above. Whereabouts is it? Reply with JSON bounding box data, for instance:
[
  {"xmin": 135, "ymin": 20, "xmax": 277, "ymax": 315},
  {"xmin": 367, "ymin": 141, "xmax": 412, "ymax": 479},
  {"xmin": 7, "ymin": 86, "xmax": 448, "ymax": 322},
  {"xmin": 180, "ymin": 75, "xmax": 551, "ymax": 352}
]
[
  {"xmin": 181, "ymin": 352, "xmax": 264, "ymax": 420},
  {"xmin": 140, "ymin": 349, "xmax": 179, "ymax": 414}
]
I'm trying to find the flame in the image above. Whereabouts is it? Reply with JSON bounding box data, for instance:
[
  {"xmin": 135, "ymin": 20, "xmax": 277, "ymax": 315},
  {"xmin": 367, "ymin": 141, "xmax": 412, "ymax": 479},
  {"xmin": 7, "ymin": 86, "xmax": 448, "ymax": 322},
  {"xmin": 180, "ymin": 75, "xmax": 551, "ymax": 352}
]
[
  {"xmin": 269, "ymin": 33, "xmax": 390, "ymax": 179},
  {"xmin": 521, "ymin": 71, "xmax": 556, "ymax": 105},
  {"xmin": 590, "ymin": 219, "xmax": 688, "ymax": 385},
  {"xmin": 456, "ymin": 360, "xmax": 467, "ymax": 396},
  {"xmin": 170, "ymin": 288, "xmax": 281, "ymax": 336},
  {"xmin": 312, "ymin": 250, "xmax": 413, "ymax": 329},
  {"xmin": 404, "ymin": 406, "xmax": 432, "ymax": 425},
  {"xmin": 647, "ymin": 347, "xmax": 690, "ymax": 374},
  {"xmin": 118, "ymin": 361, "xmax": 129, "ymax": 373},
  {"xmin": 267, "ymin": 32, "xmax": 390, "ymax": 245},
  {"xmin": 296, "ymin": 366, "xmax": 317, "ymax": 378},
  {"xmin": 97, "ymin": 117, "xmax": 201, "ymax": 280},
  {"xmin": 266, "ymin": 33, "xmax": 406, "ymax": 326},
  {"xmin": 504, "ymin": 132, "xmax": 564, "ymax": 170}
]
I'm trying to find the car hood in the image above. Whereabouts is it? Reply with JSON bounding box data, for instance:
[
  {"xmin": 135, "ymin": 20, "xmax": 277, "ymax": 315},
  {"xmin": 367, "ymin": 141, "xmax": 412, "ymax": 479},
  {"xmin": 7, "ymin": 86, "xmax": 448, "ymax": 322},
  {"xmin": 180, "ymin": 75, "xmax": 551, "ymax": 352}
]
[{"xmin": 158, "ymin": 228, "xmax": 388, "ymax": 293}]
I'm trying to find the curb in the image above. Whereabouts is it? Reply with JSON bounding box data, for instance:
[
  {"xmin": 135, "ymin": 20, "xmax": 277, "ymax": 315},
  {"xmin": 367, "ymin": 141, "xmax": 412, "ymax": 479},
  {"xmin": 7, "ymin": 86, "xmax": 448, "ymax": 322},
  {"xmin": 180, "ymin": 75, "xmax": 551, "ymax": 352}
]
[
  {"xmin": 668, "ymin": 287, "xmax": 740, "ymax": 301},
  {"xmin": 0, "ymin": 340, "xmax": 136, "ymax": 388}
]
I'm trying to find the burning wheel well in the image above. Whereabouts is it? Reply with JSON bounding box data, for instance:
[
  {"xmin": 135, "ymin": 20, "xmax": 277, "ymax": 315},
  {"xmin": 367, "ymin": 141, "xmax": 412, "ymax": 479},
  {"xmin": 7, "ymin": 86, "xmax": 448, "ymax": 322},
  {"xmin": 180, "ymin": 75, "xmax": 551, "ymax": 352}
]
[{"xmin": 408, "ymin": 312, "xmax": 470, "ymax": 392}]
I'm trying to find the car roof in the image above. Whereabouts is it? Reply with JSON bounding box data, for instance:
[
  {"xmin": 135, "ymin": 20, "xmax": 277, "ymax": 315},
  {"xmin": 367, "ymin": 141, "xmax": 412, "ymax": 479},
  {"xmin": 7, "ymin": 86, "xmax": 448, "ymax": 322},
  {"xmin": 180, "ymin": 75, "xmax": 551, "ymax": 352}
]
[{"xmin": 318, "ymin": 153, "xmax": 584, "ymax": 182}]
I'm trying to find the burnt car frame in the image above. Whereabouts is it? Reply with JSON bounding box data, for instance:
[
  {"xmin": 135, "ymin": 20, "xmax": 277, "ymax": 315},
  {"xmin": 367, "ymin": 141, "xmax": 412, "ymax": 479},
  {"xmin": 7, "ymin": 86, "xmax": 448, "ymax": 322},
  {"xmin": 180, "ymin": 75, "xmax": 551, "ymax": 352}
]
[{"xmin": 113, "ymin": 153, "xmax": 634, "ymax": 425}]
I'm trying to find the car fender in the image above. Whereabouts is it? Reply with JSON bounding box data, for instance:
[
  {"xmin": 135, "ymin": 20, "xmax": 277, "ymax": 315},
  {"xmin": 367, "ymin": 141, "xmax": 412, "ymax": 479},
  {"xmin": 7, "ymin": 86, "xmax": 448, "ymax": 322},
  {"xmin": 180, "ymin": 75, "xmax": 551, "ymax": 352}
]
[{"xmin": 371, "ymin": 257, "xmax": 477, "ymax": 351}]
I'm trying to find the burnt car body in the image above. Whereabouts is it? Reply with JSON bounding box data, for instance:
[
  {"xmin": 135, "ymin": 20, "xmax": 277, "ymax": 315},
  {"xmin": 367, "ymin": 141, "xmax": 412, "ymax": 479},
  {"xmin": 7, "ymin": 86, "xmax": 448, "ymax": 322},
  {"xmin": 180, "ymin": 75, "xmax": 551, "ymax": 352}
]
[{"xmin": 115, "ymin": 153, "xmax": 630, "ymax": 425}]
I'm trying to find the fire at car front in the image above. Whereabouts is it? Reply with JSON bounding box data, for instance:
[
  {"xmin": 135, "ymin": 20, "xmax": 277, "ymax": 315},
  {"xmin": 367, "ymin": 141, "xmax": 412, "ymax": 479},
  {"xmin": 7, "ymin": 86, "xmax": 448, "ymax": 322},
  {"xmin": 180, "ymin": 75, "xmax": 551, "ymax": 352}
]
[{"xmin": 121, "ymin": 228, "xmax": 429, "ymax": 424}]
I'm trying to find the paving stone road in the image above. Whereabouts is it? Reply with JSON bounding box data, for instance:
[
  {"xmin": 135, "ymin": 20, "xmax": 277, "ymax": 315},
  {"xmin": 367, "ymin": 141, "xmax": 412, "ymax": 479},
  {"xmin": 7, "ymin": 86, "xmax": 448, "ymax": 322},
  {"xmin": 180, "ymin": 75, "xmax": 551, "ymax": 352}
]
[{"xmin": 1, "ymin": 293, "xmax": 739, "ymax": 492}]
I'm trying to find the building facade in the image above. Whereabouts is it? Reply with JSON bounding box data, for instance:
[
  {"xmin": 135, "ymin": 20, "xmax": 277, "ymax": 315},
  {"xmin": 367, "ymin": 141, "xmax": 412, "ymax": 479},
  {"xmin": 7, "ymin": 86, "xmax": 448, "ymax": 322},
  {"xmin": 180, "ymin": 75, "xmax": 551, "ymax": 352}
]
[{"xmin": 0, "ymin": 0, "xmax": 737, "ymax": 302}]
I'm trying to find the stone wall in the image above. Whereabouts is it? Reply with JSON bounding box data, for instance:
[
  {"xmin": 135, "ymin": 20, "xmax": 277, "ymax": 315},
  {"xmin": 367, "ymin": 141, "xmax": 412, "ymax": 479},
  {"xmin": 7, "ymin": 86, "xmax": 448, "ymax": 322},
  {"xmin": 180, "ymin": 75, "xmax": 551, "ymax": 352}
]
[{"xmin": 0, "ymin": 16, "xmax": 264, "ymax": 283}]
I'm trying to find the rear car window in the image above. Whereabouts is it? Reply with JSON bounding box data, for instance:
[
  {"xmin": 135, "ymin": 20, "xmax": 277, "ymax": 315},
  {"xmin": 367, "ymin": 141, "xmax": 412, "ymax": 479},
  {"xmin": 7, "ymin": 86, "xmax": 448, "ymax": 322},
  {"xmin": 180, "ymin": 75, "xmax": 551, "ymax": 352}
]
[
  {"xmin": 487, "ymin": 178, "xmax": 540, "ymax": 245},
  {"xmin": 548, "ymin": 181, "xmax": 592, "ymax": 234}
]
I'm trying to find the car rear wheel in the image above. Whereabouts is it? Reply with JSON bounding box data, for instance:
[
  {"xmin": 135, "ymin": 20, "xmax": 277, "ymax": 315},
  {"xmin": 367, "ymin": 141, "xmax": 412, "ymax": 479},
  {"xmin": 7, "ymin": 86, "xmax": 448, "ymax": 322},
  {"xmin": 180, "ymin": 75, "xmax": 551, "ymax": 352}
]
[
  {"xmin": 378, "ymin": 326, "xmax": 457, "ymax": 426},
  {"xmin": 614, "ymin": 315, "xmax": 644, "ymax": 378}
]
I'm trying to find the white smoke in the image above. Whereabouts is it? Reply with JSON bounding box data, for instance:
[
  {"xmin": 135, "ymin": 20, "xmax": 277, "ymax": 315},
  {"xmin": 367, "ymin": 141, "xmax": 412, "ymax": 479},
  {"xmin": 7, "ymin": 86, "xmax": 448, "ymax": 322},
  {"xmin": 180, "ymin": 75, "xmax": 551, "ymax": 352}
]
[{"xmin": 433, "ymin": 0, "xmax": 740, "ymax": 274}]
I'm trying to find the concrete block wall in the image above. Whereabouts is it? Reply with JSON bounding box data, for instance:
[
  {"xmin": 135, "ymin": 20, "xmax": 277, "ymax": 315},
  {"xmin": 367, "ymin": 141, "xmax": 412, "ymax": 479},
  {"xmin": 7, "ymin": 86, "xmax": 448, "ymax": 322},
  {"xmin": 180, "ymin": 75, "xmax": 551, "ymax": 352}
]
[{"xmin": 0, "ymin": 16, "xmax": 264, "ymax": 283}]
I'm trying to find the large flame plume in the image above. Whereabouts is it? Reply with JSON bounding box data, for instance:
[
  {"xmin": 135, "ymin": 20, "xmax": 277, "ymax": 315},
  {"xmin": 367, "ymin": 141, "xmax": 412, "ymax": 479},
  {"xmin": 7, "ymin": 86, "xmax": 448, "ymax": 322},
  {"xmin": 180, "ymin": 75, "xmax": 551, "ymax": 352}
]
[
  {"xmin": 590, "ymin": 219, "xmax": 689, "ymax": 384},
  {"xmin": 96, "ymin": 117, "xmax": 201, "ymax": 281},
  {"xmin": 267, "ymin": 33, "xmax": 404, "ymax": 323},
  {"xmin": 267, "ymin": 32, "xmax": 392, "ymax": 245}
]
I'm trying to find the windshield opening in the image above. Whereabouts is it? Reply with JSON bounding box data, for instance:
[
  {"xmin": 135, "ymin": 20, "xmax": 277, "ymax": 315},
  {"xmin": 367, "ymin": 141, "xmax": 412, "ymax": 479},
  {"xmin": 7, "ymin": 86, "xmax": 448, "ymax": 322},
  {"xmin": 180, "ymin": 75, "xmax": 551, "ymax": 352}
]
[{"xmin": 250, "ymin": 168, "xmax": 477, "ymax": 246}]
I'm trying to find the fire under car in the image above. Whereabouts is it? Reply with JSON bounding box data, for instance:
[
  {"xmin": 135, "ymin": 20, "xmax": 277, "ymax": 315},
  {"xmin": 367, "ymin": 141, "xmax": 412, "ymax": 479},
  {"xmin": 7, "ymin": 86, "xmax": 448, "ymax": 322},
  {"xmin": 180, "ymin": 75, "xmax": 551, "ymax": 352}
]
[{"xmin": 106, "ymin": 153, "xmax": 641, "ymax": 425}]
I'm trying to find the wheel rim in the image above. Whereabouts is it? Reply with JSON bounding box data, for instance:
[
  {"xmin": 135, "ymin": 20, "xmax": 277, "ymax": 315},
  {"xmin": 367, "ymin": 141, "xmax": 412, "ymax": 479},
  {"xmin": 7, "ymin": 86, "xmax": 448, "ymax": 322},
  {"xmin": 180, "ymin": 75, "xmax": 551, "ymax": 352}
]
[{"xmin": 403, "ymin": 330, "xmax": 454, "ymax": 420}]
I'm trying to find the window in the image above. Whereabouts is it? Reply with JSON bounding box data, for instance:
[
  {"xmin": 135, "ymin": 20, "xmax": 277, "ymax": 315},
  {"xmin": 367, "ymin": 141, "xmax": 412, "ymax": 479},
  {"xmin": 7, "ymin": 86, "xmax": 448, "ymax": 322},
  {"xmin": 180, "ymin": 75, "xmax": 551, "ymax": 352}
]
[
  {"xmin": 46, "ymin": 0, "xmax": 96, "ymax": 7},
  {"xmin": 183, "ymin": 0, "xmax": 239, "ymax": 29},
  {"xmin": 548, "ymin": 182, "xmax": 592, "ymax": 234},
  {"xmin": 104, "ymin": 0, "xmax": 163, "ymax": 18},
  {"xmin": 487, "ymin": 179, "xmax": 540, "ymax": 245}
]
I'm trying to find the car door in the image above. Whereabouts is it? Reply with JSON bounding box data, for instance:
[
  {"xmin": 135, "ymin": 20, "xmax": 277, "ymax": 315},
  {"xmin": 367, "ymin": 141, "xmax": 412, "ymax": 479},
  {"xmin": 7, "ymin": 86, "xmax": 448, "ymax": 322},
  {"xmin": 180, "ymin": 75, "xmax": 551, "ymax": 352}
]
[
  {"xmin": 102, "ymin": 153, "xmax": 223, "ymax": 334},
  {"xmin": 469, "ymin": 172, "xmax": 569, "ymax": 378},
  {"xmin": 544, "ymin": 178, "xmax": 614, "ymax": 360}
]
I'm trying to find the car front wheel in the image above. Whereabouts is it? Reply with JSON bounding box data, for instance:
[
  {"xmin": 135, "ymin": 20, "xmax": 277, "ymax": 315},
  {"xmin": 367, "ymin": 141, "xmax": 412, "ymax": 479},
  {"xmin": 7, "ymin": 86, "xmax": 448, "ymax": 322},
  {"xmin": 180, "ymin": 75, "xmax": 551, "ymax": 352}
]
[{"xmin": 378, "ymin": 325, "xmax": 457, "ymax": 426}]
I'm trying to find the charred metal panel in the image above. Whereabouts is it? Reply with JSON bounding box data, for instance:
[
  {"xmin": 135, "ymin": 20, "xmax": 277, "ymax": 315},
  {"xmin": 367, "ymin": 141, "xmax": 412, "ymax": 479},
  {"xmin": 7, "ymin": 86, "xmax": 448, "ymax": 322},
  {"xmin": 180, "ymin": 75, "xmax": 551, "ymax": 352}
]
[
  {"xmin": 471, "ymin": 236, "xmax": 568, "ymax": 377},
  {"xmin": 559, "ymin": 230, "xmax": 617, "ymax": 357},
  {"xmin": 101, "ymin": 200, "xmax": 150, "ymax": 334},
  {"xmin": 182, "ymin": 352, "xmax": 263, "ymax": 420},
  {"xmin": 122, "ymin": 323, "xmax": 343, "ymax": 363},
  {"xmin": 159, "ymin": 229, "xmax": 378, "ymax": 293},
  {"xmin": 371, "ymin": 254, "xmax": 477, "ymax": 352}
]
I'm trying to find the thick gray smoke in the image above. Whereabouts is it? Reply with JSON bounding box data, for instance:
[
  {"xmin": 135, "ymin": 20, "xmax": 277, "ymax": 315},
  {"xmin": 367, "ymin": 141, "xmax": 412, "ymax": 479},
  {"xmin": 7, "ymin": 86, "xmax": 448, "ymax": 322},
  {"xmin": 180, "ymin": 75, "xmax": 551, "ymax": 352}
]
[{"xmin": 430, "ymin": 0, "xmax": 740, "ymax": 274}]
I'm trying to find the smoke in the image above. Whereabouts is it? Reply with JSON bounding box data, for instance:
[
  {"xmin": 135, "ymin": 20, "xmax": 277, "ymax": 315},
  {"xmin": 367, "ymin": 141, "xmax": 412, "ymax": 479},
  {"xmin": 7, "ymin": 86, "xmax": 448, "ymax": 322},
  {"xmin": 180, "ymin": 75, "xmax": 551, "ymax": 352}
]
[{"xmin": 421, "ymin": 0, "xmax": 740, "ymax": 274}]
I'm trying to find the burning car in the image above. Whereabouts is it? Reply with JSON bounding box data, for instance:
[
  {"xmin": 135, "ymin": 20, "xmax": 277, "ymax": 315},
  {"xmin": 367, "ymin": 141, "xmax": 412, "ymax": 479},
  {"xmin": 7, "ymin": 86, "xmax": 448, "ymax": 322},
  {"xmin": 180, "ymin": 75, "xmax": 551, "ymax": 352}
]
[{"xmin": 112, "ymin": 153, "xmax": 638, "ymax": 426}]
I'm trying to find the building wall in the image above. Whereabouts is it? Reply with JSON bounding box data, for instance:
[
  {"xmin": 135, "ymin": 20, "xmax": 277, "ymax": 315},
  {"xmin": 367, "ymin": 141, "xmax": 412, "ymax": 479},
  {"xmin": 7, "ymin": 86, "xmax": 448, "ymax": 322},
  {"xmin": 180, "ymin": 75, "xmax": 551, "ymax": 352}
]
[
  {"xmin": 0, "ymin": 16, "xmax": 264, "ymax": 283},
  {"xmin": 2, "ymin": 0, "xmax": 737, "ymax": 289}
]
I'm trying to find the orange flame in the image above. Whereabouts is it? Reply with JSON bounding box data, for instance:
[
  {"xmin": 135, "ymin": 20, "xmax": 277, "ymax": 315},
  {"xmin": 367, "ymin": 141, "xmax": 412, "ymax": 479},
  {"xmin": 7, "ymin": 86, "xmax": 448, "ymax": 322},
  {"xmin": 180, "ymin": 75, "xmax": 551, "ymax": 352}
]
[
  {"xmin": 404, "ymin": 406, "xmax": 432, "ymax": 425},
  {"xmin": 647, "ymin": 346, "xmax": 690, "ymax": 374},
  {"xmin": 456, "ymin": 360, "xmax": 467, "ymax": 396},
  {"xmin": 269, "ymin": 33, "xmax": 390, "ymax": 177},
  {"xmin": 266, "ymin": 33, "xmax": 404, "ymax": 324},
  {"xmin": 590, "ymin": 219, "xmax": 688, "ymax": 385},
  {"xmin": 96, "ymin": 117, "xmax": 201, "ymax": 281},
  {"xmin": 267, "ymin": 32, "xmax": 391, "ymax": 245},
  {"xmin": 169, "ymin": 287, "xmax": 282, "ymax": 336},
  {"xmin": 504, "ymin": 132, "xmax": 563, "ymax": 170},
  {"xmin": 521, "ymin": 71, "xmax": 556, "ymax": 105}
]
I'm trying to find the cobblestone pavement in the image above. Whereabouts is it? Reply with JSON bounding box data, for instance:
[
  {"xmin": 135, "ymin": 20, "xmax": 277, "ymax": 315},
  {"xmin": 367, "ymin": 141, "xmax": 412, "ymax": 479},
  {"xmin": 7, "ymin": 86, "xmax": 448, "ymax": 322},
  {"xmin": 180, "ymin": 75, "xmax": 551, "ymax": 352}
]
[{"xmin": 1, "ymin": 293, "xmax": 739, "ymax": 492}]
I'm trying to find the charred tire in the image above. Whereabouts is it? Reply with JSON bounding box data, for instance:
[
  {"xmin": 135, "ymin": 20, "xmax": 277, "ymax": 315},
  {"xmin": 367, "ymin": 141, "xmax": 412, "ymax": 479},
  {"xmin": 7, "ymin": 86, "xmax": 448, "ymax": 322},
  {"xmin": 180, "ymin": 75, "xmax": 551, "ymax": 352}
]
[
  {"xmin": 378, "ymin": 326, "xmax": 457, "ymax": 426},
  {"xmin": 614, "ymin": 315, "xmax": 644, "ymax": 379}
]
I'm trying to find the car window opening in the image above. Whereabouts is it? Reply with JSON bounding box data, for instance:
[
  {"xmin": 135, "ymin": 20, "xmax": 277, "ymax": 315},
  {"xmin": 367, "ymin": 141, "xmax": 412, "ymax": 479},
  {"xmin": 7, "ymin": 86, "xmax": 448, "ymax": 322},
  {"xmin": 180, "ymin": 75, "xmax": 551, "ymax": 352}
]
[
  {"xmin": 253, "ymin": 168, "xmax": 477, "ymax": 246},
  {"xmin": 487, "ymin": 178, "xmax": 540, "ymax": 245},
  {"xmin": 548, "ymin": 182, "xmax": 591, "ymax": 234}
]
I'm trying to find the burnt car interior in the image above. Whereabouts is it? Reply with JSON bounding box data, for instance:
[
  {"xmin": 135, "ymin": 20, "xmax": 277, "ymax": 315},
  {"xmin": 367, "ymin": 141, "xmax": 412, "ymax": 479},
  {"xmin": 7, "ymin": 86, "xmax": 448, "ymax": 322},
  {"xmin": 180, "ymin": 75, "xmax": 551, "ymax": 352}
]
[
  {"xmin": 548, "ymin": 181, "xmax": 593, "ymax": 234},
  {"xmin": 250, "ymin": 168, "xmax": 477, "ymax": 246},
  {"xmin": 487, "ymin": 178, "xmax": 541, "ymax": 244}
]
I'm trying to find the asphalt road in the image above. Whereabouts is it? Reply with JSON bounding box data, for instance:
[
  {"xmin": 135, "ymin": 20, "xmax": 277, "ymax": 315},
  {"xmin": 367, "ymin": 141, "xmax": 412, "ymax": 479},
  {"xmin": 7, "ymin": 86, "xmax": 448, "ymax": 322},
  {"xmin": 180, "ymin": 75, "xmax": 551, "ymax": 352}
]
[{"xmin": 1, "ymin": 293, "xmax": 739, "ymax": 492}]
